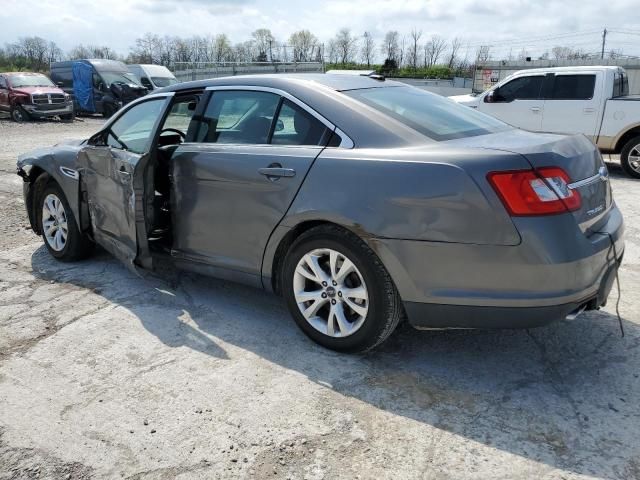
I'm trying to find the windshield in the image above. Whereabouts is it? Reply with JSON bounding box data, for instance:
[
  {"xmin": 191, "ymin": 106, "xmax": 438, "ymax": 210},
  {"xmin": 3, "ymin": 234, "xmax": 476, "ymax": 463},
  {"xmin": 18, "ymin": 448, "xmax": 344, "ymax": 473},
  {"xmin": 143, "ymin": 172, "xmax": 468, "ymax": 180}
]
[
  {"xmin": 151, "ymin": 76, "xmax": 178, "ymax": 87},
  {"xmin": 100, "ymin": 71, "xmax": 142, "ymax": 87},
  {"xmin": 8, "ymin": 74, "xmax": 55, "ymax": 88},
  {"xmin": 346, "ymin": 86, "xmax": 511, "ymax": 141}
]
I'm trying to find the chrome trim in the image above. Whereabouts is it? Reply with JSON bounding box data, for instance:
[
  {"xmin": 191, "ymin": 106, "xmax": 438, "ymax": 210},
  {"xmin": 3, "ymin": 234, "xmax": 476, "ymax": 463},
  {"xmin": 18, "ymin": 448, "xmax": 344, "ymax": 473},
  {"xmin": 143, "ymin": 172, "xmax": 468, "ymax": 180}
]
[
  {"xmin": 568, "ymin": 167, "xmax": 609, "ymax": 190},
  {"xmin": 204, "ymin": 85, "xmax": 355, "ymax": 148},
  {"xmin": 59, "ymin": 166, "xmax": 79, "ymax": 180}
]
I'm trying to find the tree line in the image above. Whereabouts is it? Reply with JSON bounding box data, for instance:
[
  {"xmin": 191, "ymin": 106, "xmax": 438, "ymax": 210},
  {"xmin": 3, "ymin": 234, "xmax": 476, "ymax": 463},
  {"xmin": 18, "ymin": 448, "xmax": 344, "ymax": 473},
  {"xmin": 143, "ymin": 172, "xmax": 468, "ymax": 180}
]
[{"xmin": 0, "ymin": 29, "xmax": 616, "ymax": 78}]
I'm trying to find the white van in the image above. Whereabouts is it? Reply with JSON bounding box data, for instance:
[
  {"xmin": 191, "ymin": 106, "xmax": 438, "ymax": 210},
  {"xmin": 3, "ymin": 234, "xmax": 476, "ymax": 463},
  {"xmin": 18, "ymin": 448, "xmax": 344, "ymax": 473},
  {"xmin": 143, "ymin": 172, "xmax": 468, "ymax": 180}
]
[{"xmin": 127, "ymin": 64, "xmax": 178, "ymax": 91}]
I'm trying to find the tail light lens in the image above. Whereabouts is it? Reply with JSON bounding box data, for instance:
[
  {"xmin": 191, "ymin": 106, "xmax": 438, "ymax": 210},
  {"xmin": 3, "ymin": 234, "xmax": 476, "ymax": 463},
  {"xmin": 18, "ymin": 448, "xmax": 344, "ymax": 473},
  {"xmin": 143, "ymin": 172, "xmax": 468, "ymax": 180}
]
[{"xmin": 488, "ymin": 167, "xmax": 581, "ymax": 216}]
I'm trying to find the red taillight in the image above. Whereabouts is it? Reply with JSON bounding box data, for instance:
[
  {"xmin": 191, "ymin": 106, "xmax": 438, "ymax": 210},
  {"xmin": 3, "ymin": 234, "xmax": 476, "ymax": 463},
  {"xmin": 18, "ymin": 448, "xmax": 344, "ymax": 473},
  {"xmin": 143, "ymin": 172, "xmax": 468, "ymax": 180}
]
[{"xmin": 487, "ymin": 167, "xmax": 581, "ymax": 216}]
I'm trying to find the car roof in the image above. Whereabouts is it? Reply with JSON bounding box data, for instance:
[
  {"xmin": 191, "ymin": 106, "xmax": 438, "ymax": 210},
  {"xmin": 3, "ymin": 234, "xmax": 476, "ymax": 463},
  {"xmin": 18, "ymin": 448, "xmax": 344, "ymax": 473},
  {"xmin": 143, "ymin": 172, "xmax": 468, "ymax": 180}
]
[
  {"xmin": 156, "ymin": 73, "xmax": 404, "ymax": 94},
  {"xmin": 513, "ymin": 65, "xmax": 623, "ymax": 75}
]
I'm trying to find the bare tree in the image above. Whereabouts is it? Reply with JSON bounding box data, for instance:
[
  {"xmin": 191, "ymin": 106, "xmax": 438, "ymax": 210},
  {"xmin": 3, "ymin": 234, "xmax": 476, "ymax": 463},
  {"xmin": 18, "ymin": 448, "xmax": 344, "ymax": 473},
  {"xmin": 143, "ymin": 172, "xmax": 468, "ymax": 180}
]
[
  {"xmin": 381, "ymin": 31, "xmax": 399, "ymax": 62},
  {"xmin": 447, "ymin": 37, "xmax": 462, "ymax": 69},
  {"xmin": 214, "ymin": 34, "xmax": 233, "ymax": 62},
  {"xmin": 409, "ymin": 28, "xmax": 422, "ymax": 70},
  {"xmin": 334, "ymin": 28, "xmax": 358, "ymax": 64},
  {"xmin": 289, "ymin": 30, "xmax": 318, "ymax": 62},
  {"xmin": 551, "ymin": 46, "xmax": 573, "ymax": 60},
  {"xmin": 327, "ymin": 39, "xmax": 338, "ymax": 64},
  {"xmin": 252, "ymin": 28, "xmax": 275, "ymax": 61},
  {"xmin": 361, "ymin": 31, "xmax": 375, "ymax": 67},
  {"xmin": 424, "ymin": 35, "xmax": 447, "ymax": 67},
  {"xmin": 398, "ymin": 35, "xmax": 407, "ymax": 67}
]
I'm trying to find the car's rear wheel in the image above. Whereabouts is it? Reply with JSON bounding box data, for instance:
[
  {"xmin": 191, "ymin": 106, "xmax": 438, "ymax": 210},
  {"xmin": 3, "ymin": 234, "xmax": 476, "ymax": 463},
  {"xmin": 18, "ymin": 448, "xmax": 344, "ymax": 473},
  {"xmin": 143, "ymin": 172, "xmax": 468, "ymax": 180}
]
[
  {"xmin": 620, "ymin": 135, "xmax": 640, "ymax": 179},
  {"xmin": 11, "ymin": 106, "xmax": 28, "ymax": 122},
  {"xmin": 38, "ymin": 182, "xmax": 93, "ymax": 261},
  {"xmin": 282, "ymin": 225, "xmax": 403, "ymax": 353}
]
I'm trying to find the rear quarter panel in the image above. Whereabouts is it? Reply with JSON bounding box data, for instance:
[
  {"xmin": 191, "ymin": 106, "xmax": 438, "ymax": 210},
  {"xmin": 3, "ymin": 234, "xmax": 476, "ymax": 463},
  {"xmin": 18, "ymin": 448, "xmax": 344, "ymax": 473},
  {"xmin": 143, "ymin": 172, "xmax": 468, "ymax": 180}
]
[{"xmin": 280, "ymin": 146, "xmax": 530, "ymax": 246}]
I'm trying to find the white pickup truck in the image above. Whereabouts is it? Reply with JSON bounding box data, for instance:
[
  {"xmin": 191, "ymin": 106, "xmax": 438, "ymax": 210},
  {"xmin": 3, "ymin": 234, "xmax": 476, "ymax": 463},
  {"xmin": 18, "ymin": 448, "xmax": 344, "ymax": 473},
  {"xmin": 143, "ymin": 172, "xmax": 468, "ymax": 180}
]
[{"xmin": 450, "ymin": 66, "xmax": 640, "ymax": 178}]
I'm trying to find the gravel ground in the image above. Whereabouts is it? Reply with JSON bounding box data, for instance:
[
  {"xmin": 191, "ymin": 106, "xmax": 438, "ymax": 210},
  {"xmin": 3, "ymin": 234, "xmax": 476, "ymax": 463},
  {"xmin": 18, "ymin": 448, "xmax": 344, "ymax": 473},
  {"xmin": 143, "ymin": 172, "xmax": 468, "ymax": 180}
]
[{"xmin": 0, "ymin": 117, "xmax": 639, "ymax": 480}]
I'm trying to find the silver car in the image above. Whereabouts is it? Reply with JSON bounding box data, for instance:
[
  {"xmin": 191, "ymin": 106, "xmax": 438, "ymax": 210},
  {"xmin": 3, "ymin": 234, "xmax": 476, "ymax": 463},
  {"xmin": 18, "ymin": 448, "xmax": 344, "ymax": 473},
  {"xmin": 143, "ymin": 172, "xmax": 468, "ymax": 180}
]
[{"xmin": 17, "ymin": 74, "xmax": 625, "ymax": 352}]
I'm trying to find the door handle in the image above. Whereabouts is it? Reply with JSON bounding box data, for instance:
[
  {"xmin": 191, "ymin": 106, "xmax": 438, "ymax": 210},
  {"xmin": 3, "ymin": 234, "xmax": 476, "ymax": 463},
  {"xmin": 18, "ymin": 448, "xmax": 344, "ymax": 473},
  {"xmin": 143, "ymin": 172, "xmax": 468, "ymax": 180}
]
[
  {"xmin": 530, "ymin": 107, "xmax": 541, "ymax": 113},
  {"xmin": 117, "ymin": 166, "xmax": 130, "ymax": 176},
  {"xmin": 583, "ymin": 108, "xmax": 595, "ymax": 114},
  {"xmin": 258, "ymin": 165, "xmax": 296, "ymax": 180}
]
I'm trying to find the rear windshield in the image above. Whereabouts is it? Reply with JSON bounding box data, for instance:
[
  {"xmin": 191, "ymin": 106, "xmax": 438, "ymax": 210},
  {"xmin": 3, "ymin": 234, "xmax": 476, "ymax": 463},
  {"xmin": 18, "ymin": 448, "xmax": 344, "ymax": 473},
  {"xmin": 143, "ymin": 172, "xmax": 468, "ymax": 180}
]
[
  {"xmin": 8, "ymin": 74, "xmax": 54, "ymax": 88},
  {"xmin": 345, "ymin": 86, "xmax": 510, "ymax": 141}
]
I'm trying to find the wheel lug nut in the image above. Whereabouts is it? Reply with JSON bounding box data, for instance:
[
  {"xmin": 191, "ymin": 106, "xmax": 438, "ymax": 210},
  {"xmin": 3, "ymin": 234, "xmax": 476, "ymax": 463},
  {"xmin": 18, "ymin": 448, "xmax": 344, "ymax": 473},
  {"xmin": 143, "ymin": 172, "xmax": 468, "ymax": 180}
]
[
  {"xmin": 332, "ymin": 280, "xmax": 337, "ymax": 286},
  {"xmin": 338, "ymin": 291, "xmax": 342, "ymax": 297},
  {"xmin": 322, "ymin": 281, "xmax": 327, "ymax": 287},
  {"xmin": 321, "ymin": 292, "xmax": 327, "ymax": 298},
  {"xmin": 331, "ymin": 299, "xmax": 336, "ymax": 305}
]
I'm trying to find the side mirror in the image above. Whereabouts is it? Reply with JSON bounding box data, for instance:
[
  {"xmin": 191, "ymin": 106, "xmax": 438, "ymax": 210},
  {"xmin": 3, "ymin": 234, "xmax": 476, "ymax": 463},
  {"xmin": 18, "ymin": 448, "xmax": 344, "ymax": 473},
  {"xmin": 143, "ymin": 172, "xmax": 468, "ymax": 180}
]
[
  {"xmin": 97, "ymin": 82, "xmax": 105, "ymax": 92},
  {"xmin": 56, "ymin": 82, "xmax": 64, "ymax": 88},
  {"xmin": 141, "ymin": 78, "xmax": 153, "ymax": 89},
  {"xmin": 275, "ymin": 119, "xmax": 284, "ymax": 132},
  {"xmin": 484, "ymin": 90, "xmax": 496, "ymax": 103}
]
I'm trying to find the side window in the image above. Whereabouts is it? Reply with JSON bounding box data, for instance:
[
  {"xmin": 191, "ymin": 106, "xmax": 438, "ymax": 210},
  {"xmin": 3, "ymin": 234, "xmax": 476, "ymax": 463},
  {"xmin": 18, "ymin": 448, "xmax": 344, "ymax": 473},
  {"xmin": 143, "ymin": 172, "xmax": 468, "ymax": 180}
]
[
  {"xmin": 271, "ymin": 99, "xmax": 331, "ymax": 146},
  {"xmin": 612, "ymin": 72, "xmax": 629, "ymax": 98},
  {"xmin": 106, "ymin": 98, "xmax": 165, "ymax": 154},
  {"xmin": 493, "ymin": 76, "xmax": 544, "ymax": 102},
  {"xmin": 93, "ymin": 73, "xmax": 102, "ymax": 90},
  {"xmin": 197, "ymin": 90, "xmax": 280, "ymax": 144},
  {"xmin": 162, "ymin": 96, "xmax": 199, "ymax": 134},
  {"xmin": 0, "ymin": 76, "xmax": 6, "ymax": 89},
  {"xmin": 551, "ymin": 75, "xmax": 596, "ymax": 100}
]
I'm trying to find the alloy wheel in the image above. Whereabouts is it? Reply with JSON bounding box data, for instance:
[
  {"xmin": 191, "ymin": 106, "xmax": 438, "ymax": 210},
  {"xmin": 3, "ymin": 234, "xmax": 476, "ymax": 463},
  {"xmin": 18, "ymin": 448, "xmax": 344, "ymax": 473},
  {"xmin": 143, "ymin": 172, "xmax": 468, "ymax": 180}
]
[
  {"xmin": 293, "ymin": 248, "xmax": 369, "ymax": 338},
  {"xmin": 628, "ymin": 143, "xmax": 640, "ymax": 174},
  {"xmin": 42, "ymin": 193, "xmax": 68, "ymax": 252}
]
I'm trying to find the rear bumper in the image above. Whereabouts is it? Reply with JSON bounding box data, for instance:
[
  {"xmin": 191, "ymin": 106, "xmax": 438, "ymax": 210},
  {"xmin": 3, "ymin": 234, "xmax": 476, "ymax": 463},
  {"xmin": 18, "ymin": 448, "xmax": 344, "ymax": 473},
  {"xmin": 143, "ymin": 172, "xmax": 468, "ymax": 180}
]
[{"xmin": 370, "ymin": 204, "xmax": 624, "ymax": 329}]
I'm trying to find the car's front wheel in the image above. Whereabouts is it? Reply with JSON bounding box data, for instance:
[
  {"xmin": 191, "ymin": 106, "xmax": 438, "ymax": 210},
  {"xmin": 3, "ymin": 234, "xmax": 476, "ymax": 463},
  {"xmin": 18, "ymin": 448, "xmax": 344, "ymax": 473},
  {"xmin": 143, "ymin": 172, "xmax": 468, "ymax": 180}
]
[
  {"xmin": 282, "ymin": 225, "xmax": 403, "ymax": 353},
  {"xmin": 38, "ymin": 182, "xmax": 93, "ymax": 261},
  {"xmin": 10, "ymin": 106, "xmax": 29, "ymax": 122},
  {"xmin": 621, "ymin": 135, "xmax": 640, "ymax": 179}
]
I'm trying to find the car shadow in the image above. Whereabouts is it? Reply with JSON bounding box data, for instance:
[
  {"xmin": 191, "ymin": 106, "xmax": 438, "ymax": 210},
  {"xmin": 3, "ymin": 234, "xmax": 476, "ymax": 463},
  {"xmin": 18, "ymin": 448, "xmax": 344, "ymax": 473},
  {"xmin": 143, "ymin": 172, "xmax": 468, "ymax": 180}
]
[{"xmin": 29, "ymin": 245, "xmax": 639, "ymax": 479}]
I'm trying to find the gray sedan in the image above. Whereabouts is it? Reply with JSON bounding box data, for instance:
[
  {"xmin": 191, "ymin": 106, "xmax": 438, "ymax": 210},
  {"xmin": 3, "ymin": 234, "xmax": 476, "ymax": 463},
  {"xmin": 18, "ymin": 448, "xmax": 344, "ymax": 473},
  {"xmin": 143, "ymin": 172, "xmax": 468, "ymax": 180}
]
[{"xmin": 17, "ymin": 74, "xmax": 624, "ymax": 352}]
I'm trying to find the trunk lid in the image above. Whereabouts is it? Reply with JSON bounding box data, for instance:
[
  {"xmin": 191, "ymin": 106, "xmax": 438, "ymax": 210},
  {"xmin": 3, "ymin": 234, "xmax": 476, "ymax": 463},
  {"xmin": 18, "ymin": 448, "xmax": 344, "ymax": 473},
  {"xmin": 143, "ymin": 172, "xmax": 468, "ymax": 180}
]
[{"xmin": 447, "ymin": 129, "xmax": 611, "ymax": 233}]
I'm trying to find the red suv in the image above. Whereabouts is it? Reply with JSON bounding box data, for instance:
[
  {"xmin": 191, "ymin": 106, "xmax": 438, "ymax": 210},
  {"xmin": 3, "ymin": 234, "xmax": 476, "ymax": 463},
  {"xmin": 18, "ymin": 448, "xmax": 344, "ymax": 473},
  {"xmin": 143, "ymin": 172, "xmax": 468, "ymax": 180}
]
[{"xmin": 0, "ymin": 72, "xmax": 74, "ymax": 122}]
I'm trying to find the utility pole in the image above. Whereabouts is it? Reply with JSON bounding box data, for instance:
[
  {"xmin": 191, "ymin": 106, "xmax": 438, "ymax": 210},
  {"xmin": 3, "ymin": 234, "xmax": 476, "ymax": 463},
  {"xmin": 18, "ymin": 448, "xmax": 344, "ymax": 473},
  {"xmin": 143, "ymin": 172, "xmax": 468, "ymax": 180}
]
[{"xmin": 601, "ymin": 28, "xmax": 607, "ymax": 59}]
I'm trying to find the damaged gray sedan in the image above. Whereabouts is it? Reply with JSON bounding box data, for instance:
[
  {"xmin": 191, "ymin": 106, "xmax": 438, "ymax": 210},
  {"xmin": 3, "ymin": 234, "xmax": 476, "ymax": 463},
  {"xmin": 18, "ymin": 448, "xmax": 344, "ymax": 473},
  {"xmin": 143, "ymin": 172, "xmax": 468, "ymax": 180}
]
[{"xmin": 17, "ymin": 74, "xmax": 624, "ymax": 352}]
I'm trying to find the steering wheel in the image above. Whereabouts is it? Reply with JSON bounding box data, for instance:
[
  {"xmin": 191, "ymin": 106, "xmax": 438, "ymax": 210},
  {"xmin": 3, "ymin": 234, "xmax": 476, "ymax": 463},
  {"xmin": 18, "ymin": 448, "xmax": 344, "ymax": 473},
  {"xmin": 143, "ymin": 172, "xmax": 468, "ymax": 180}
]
[{"xmin": 160, "ymin": 128, "xmax": 186, "ymax": 140}]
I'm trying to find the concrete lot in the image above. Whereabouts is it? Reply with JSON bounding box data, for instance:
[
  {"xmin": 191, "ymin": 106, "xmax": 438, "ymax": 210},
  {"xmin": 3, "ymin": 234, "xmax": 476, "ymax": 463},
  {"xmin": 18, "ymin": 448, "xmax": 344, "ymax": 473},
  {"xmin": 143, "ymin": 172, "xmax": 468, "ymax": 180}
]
[{"xmin": 0, "ymin": 117, "xmax": 639, "ymax": 480}]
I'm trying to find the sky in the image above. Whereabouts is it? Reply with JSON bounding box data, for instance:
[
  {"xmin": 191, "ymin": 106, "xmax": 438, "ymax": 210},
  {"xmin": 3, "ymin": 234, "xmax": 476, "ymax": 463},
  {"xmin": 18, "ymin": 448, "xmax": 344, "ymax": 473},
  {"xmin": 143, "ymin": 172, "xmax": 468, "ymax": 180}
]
[{"xmin": 1, "ymin": 0, "xmax": 640, "ymax": 61}]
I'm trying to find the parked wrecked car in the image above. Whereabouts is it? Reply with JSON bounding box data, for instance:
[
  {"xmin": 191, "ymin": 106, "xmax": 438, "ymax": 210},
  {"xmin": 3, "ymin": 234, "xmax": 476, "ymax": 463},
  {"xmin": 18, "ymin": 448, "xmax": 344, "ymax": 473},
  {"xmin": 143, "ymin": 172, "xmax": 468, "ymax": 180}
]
[
  {"xmin": 0, "ymin": 72, "xmax": 74, "ymax": 122},
  {"xmin": 50, "ymin": 59, "xmax": 147, "ymax": 118},
  {"xmin": 17, "ymin": 74, "xmax": 625, "ymax": 352}
]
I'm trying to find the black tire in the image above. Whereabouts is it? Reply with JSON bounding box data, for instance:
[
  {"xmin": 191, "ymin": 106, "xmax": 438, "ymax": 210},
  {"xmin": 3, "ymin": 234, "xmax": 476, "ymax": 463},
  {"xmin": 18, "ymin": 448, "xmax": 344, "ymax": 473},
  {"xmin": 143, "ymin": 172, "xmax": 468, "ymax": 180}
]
[
  {"xmin": 10, "ymin": 106, "xmax": 29, "ymax": 122},
  {"xmin": 60, "ymin": 111, "xmax": 75, "ymax": 123},
  {"xmin": 102, "ymin": 103, "xmax": 116, "ymax": 119},
  {"xmin": 37, "ymin": 182, "xmax": 93, "ymax": 261},
  {"xmin": 620, "ymin": 135, "xmax": 640, "ymax": 179},
  {"xmin": 282, "ymin": 225, "xmax": 403, "ymax": 353}
]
